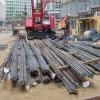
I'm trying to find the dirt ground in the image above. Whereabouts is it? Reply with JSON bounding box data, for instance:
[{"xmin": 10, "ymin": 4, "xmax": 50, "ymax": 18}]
[{"xmin": 0, "ymin": 33, "xmax": 100, "ymax": 100}]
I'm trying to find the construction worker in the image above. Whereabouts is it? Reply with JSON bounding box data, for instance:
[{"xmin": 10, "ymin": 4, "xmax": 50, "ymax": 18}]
[{"xmin": 61, "ymin": 17, "xmax": 70, "ymax": 45}]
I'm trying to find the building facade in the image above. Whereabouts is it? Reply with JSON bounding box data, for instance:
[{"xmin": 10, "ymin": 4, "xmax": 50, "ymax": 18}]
[
  {"xmin": 5, "ymin": 0, "xmax": 32, "ymax": 20},
  {"xmin": 61, "ymin": 0, "xmax": 100, "ymax": 17},
  {"xmin": 45, "ymin": 0, "xmax": 61, "ymax": 19},
  {"xmin": 0, "ymin": 1, "xmax": 5, "ymax": 25},
  {"xmin": 60, "ymin": 0, "xmax": 100, "ymax": 36}
]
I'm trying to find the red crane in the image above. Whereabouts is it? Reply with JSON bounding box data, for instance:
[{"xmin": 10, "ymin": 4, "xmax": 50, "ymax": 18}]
[{"xmin": 25, "ymin": 0, "xmax": 55, "ymax": 39}]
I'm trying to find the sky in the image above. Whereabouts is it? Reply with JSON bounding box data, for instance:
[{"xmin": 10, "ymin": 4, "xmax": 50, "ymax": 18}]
[{"xmin": 0, "ymin": 0, "xmax": 5, "ymax": 5}]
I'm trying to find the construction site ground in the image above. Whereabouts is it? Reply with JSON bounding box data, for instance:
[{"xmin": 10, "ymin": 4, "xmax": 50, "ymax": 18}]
[{"xmin": 0, "ymin": 33, "xmax": 100, "ymax": 100}]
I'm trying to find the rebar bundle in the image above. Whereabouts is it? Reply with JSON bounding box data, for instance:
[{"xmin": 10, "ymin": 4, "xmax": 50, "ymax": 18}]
[
  {"xmin": 18, "ymin": 40, "xmax": 28, "ymax": 85},
  {"xmin": 69, "ymin": 42, "xmax": 100, "ymax": 57},
  {"xmin": 43, "ymin": 40, "xmax": 94, "ymax": 78},
  {"xmin": 0, "ymin": 39, "xmax": 100, "ymax": 95},
  {"xmin": 51, "ymin": 40, "xmax": 100, "ymax": 72},
  {"xmin": 31, "ymin": 43, "xmax": 50, "ymax": 74},
  {"xmin": 33, "ymin": 41, "xmax": 78, "ymax": 94},
  {"xmin": 23, "ymin": 40, "xmax": 39, "ymax": 74}
]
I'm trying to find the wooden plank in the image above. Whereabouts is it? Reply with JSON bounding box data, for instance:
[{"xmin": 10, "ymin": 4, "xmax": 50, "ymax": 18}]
[
  {"xmin": 58, "ymin": 65, "xmax": 69, "ymax": 71},
  {"xmin": 82, "ymin": 58, "xmax": 100, "ymax": 64}
]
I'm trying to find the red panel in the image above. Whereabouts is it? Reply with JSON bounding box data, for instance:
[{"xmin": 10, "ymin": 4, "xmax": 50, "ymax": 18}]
[
  {"xmin": 25, "ymin": 17, "xmax": 33, "ymax": 28},
  {"xmin": 50, "ymin": 16, "xmax": 55, "ymax": 30}
]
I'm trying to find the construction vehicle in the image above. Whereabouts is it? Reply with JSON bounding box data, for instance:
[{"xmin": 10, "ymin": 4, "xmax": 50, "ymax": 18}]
[{"xmin": 25, "ymin": 0, "xmax": 55, "ymax": 39}]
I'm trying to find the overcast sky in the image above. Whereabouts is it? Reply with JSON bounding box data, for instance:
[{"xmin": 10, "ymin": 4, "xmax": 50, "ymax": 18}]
[{"xmin": 0, "ymin": 0, "xmax": 5, "ymax": 5}]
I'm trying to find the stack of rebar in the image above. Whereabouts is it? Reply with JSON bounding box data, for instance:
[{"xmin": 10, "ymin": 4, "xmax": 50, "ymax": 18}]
[
  {"xmin": 0, "ymin": 39, "xmax": 52, "ymax": 88},
  {"xmin": 43, "ymin": 40, "xmax": 94, "ymax": 78},
  {"xmin": 31, "ymin": 43, "xmax": 50, "ymax": 74},
  {"xmin": 69, "ymin": 42, "xmax": 100, "ymax": 57},
  {"xmin": 29, "ymin": 40, "xmax": 96, "ymax": 94},
  {"xmin": 0, "ymin": 40, "xmax": 17, "ymax": 81},
  {"xmin": 50, "ymin": 40, "xmax": 100, "ymax": 72},
  {"xmin": 0, "ymin": 39, "xmax": 100, "ymax": 94},
  {"xmin": 32, "ymin": 40, "xmax": 78, "ymax": 94}
]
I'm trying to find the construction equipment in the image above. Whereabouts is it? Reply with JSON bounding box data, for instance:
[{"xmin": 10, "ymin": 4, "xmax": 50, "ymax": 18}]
[{"xmin": 25, "ymin": 0, "xmax": 55, "ymax": 39}]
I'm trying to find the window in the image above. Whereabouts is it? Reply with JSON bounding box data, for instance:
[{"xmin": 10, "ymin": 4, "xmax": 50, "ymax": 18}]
[
  {"xmin": 54, "ymin": 5, "xmax": 60, "ymax": 9},
  {"xmin": 93, "ymin": 10, "xmax": 100, "ymax": 16}
]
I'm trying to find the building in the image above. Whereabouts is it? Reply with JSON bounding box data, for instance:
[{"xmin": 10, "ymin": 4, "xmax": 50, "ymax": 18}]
[
  {"xmin": 5, "ymin": 0, "xmax": 32, "ymax": 22},
  {"xmin": 44, "ymin": 0, "xmax": 61, "ymax": 29},
  {"xmin": 60, "ymin": 0, "xmax": 100, "ymax": 36},
  {"xmin": 0, "ymin": 1, "xmax": 5, "ymax": 26},
  {"xmin": 45, "ymin": 0, "xmax": 61, "ymax": 19},
  {"xmin": 60, "ymin": 0, "xmax": 100, "ymax": 17},
  {"xmin": 77, "ymin": 5, "xmax": 100, "ymax": 35}
]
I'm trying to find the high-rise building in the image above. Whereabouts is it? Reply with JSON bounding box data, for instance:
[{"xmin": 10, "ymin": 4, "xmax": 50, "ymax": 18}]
[
  {"xmin": 0, "ymin": 1, "xmax": 5, "ymax": 23},
  {"xmin": 5, "ymin": 0, "xmax": 32, "ymax": 19},
  {"xmin": 5, "ymin": 0, "xmax": 61, "ymax": 21}
]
